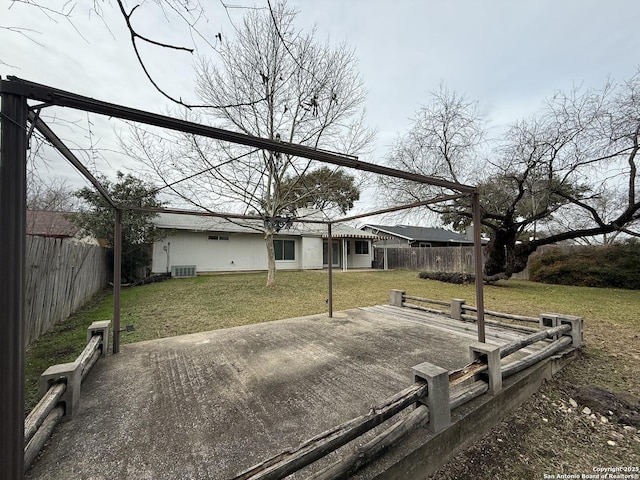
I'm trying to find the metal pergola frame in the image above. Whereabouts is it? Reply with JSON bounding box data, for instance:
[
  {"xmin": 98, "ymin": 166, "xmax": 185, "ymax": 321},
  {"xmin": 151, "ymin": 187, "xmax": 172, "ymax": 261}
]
[{"xmin": 0, "ymin": 76, "xmax": 485, "ymax": 479}]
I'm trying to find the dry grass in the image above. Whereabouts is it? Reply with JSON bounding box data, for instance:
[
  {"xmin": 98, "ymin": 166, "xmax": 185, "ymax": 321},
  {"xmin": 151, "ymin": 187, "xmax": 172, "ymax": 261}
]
[{"xmin": 25, "ymin": 269, "xmax": 640, "ymax": 475}]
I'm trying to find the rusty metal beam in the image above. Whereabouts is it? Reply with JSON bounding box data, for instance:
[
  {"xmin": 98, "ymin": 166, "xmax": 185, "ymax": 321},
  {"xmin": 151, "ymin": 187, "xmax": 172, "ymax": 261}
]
[
  {"xmin": 28, "ymin": 113, "xmax": 118, "ymax": 209},
  {"xmin": 1, "ymin": 77, "xmax": 476, "ymax": 194},
  {"xmin": 125, "ymin": 206, "xmax": 328, "ymax": 224},
  {"xmin": 334, "ymin": 194, "xmax": 465, "ymax": 224},
  {"xmin": 0, "ymin": 90, "xmax": 27, "ymax": 480}
]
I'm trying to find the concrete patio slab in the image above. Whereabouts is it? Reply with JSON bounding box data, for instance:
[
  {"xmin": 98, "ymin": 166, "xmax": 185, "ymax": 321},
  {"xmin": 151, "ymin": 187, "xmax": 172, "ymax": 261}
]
[{"xmin": 25, "ymin": 306, "xmax": 547, "ymax": 480}]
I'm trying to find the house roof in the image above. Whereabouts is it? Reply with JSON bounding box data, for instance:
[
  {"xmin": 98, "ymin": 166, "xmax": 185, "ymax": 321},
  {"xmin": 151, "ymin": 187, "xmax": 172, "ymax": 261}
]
[
  {"xmin": 362, "ymin": 224, "xmax": 475, "ymax": 244},
  {"xmin": 153, "ymin": 213, "xmax": 261, "ymax": 234},
  {"xmin": 26, "ymin": 210, "xmax": 79, "ymax": 238},
  {"xmin": 153, "ymin": 213, "xmax": 378, "ymax": 239}
]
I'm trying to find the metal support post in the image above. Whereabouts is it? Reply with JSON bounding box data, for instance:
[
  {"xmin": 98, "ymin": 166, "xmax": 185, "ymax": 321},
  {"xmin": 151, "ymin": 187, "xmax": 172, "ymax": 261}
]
[
  {"xmin": 113, "ymin": 209, "xmax": 122, "ymax": 353},
  {"xmin": 327, "ymin": 222, "xmax": 333, "ymax": 318},
  {"xmin": 472, "ymin": 192, "xmax": 486, "ymax": 342},
  {"xmin": 0, "ymin": 90, "xmax": 28, "ymax": 480}
]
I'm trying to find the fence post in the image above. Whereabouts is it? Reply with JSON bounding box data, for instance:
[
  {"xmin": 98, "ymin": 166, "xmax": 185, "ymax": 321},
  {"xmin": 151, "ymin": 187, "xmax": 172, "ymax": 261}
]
[
  {"xmin": 540, "ymin": 313, "xmax": 559, "ymax": 339},
  {"xmin": 87, "ymin": 320, "xmax": 111, "ymax": 356},
  {"xmin": 469, "ymin": 342, "xmax": 502, "ymax": 395},
  {"xmin": 451, "ymin": 298, "xmax": 465, "ymax": 320},
  {"xmin": 412, "ymin": 362, "xmax": 450, "ymax": 433},
  {"xmin": 39, "ymin": 361, "xmax": 82, "ymax": 420},
  {"xmin": 556, "ymin": 315, "xmax": 584, "ymax": 348},
  {"xmin": 389, "ymin": 289, "xmax": 405, "ymax": 307}
]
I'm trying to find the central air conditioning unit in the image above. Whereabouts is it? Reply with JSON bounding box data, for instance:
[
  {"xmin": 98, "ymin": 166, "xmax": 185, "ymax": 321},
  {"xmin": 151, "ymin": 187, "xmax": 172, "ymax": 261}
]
[{"xmin": 171, "ymin": 265, "xmax": 197, "ymax": 278}]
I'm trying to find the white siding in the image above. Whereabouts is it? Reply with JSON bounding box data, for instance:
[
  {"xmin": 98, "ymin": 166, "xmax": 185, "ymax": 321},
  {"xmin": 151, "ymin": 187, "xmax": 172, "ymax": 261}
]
[
  {"xmin": 301, "ymin": 236, "xmax": 323, "ymax": 270},
  {"xmin": 152, "ymin": 231, "xmax": 302, "ymax": 273},
  {"xmin": 345, "ymin": 239, "xmax": 373, "ymax": 269}
]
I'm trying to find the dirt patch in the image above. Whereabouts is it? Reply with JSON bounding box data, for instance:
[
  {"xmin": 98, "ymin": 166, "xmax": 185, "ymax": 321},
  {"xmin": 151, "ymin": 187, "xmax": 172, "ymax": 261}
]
[{"xmin": 573, "ymin": 385, "xmax": 640, "ymax": 428}]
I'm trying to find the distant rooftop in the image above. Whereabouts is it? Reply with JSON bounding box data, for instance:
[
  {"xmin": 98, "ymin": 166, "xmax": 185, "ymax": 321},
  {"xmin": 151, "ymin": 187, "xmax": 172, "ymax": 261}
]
[
  {"xmin": 26, "ymin": 210, "xmax": 78, "ymax": 238},
  {"xmin": 362, "ymin": 224, "xmax": 477, "ymax": 244}
]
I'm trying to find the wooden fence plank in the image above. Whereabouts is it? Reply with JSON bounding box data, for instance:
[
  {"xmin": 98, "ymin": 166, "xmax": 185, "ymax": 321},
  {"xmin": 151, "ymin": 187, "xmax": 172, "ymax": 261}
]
[
  {"xmin": 375, "ymin": 246, "xmax": 476, "ymax": 273},
  {"xmin": 24, "ymin": 236, "xmax": 107, "ymax": 345}
]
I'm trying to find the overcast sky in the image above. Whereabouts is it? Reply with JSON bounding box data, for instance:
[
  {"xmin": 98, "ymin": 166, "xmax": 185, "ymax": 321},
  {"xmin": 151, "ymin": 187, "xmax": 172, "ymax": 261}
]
[{"xmin": 2, "ymin": 0, "xmax": 639, "ymax": 215}]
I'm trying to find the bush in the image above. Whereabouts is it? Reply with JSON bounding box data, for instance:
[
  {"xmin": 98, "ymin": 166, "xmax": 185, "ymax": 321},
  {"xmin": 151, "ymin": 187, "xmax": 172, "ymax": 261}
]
[
  {"xmin": 529, "ymin": 243, "xmax": 640, "ymax": 290},
  {"xmin": 418, "ymin": 271, "xmax": 475, "ymax": 284}
]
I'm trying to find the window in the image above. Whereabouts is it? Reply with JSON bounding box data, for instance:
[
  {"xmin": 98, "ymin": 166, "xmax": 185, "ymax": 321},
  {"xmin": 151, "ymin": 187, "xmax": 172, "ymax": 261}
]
[
  {"xmin": 208, "ymin": 235, "xmax": 229, "ymax": 241},
  {"xmin": 274, "ymin": 239, "xmax": 295, "ymax": 261},
  {"xmin": 355, "ymin": 240, "xmax": 369, "ymax": 255}
]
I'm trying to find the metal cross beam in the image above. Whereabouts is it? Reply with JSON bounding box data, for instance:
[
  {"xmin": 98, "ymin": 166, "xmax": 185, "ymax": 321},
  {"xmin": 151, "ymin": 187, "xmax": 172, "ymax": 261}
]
[
  {"xmin": 28, "ymin": 113, "xmax": 118, "ymax": 209},
  {"xmin": 1, "ymin": 77, "xmax": 476, "ymax": 194}
]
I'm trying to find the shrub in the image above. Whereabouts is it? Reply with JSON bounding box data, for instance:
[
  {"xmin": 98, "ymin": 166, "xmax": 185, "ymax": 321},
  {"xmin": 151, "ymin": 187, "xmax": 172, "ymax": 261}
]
[
  {"xmin": 529, "ymin": 243, "xmax": 640, "ymax": 290},
  {"xmin": 418, "ymin": 271, "xmax": 475, "ymax": 284}
]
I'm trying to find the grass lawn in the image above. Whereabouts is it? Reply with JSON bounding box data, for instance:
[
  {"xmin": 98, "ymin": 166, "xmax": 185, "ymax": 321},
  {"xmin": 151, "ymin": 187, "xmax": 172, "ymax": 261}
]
[{"xmin": 24, "ymin": 269, "xmax": 640, "ymax": 475}]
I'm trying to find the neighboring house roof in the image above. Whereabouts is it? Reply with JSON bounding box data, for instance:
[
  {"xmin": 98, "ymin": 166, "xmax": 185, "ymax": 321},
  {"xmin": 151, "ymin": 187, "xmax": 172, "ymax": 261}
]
[
  {"xmin": 26, "ymin": 210, "xmax": 79, "ymax": 238},
  {"xmin": 153, "ymin": 212, "xmax": 378, "ymax": 239},
  {"xmin": 362, "ymin": 224, "xmax": 476, "ymax": 244}
]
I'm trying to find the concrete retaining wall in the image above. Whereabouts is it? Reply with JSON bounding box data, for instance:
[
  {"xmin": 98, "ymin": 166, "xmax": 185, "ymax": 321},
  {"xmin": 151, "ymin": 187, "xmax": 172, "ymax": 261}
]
[{"xmin": 355, "ymin": 352, "xmax": 573, "ymax": 479}]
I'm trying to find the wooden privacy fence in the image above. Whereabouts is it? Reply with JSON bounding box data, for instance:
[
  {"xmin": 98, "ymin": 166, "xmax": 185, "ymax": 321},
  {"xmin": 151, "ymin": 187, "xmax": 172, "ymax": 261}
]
[
  {"xmin": 25, "ymin": 236, "xmax": 108, "ymax": 345},
  {"xmin": 374, "ymin": 245, "xmax": 590, "ymax": 279},
  {"xmin": 375, "ymin": 246, "xmax": 476, "ymax": 273},
  {"xmin": 229, "ymin": 291, "xmax": 583, "ymax": 480},
  {"xmin": 24, "ymin": 321, "xmax": 110, "ymax": 471}
]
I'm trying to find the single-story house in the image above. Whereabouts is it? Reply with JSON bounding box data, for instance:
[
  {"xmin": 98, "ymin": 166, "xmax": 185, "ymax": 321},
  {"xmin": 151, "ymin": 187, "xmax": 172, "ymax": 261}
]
[
  {"xmin": 360, "ymin": 224, "xmax": 487, "ymax": 248},
  {"xmin": 151, "ymin": 212, "xmax": 379, "ymax": 275}
]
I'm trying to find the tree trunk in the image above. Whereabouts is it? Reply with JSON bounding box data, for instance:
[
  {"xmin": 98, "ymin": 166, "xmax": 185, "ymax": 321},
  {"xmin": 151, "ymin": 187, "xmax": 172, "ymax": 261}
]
[
  {"xmin": 483, "ymin": 227, "xmax": 515, "ymax": 278},
  {"xmin": 265, "ymin": 228, "xmax": 276, "ymax": 287},
  {"xmin": 484, "ymin": 226, "xmax": 535, "ymax": 281}
]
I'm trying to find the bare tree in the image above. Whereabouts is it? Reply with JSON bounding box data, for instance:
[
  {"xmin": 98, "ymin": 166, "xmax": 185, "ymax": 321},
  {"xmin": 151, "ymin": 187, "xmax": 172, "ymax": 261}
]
[
  {"xmin": 379, "ymin": 85, "xmax": 485, "ymax": 204},
  {"xmin": 380, "ymin": 72, "xmax": 640, "ymax": 280},
  {"xmin": 126, "ymin": 1, "xmax": 374, "ymax": 286},
  {"xmin": 4, "ymin": 0, "xmax": 212, "ymax": 104},
  {"xmin": 27, "ymin": 174, "xmax": 78, "ymax": 212}
]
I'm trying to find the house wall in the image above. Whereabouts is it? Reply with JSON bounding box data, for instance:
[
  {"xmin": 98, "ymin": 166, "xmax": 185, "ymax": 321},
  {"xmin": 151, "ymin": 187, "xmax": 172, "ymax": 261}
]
[
  {"xmin": 344, "ymin": 239, "xmax": 373, "ymax": 269},
  {"xmin": 152, "ymin": 230, "xmax": 304, "ymax": 273},
  {"xmin": 301, "ymin": 236, "xmax": 323, "ymax": 270},
  {"xmin": 380, "ymin": 238, "xmax": 411, "ymax": 247}
]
